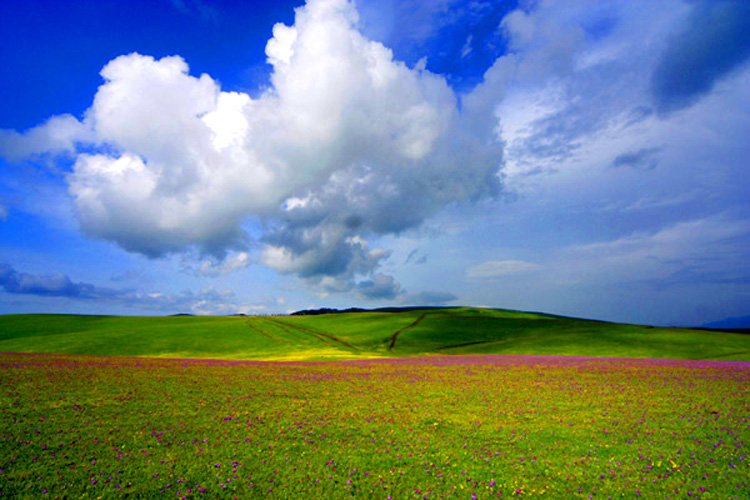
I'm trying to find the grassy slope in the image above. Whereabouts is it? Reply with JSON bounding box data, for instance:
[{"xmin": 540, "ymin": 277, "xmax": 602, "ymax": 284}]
[{"xmin": 0, "ymin": 307, "xmax": 748, "ymax": 361}]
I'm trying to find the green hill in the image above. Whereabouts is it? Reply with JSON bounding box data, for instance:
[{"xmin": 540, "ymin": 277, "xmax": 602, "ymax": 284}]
[{"xmin": 0, "ymin": 307, "xmax": 749, "ymax": 361}]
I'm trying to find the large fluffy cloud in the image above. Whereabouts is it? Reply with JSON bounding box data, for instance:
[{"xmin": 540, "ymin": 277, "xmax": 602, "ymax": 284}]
[{"xmin": 2, "ymin": 0, "xmax": 502, "ymax": 294}]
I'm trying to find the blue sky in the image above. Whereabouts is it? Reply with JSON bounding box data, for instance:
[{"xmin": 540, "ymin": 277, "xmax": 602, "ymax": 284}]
[{"xmin": 1, "ymin": 0, "xmax": 748, "ymax": 326}]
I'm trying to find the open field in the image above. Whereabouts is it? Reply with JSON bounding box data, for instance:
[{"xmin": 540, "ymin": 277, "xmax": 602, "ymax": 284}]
[
  {"xmin": 2, "ymin": 308, "xmax": 749, "ymax": 497},
  {"xmin": 1, "ymin": 352, "xmax": 748, "ymax": 498},
  {"xmin": 1, "ymin": 307, "xmax": 749, "ymax": 361}
]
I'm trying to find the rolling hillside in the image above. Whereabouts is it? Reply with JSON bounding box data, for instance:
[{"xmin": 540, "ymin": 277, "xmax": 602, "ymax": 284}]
[{"xmin": 1, "ymin": 307, "xmax": 749, "ymax": 361}]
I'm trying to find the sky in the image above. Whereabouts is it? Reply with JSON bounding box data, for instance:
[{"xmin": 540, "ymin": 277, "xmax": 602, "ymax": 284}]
[{"xmin": 0, "ymin": 0, "xmax": 748, "ymax": 326}]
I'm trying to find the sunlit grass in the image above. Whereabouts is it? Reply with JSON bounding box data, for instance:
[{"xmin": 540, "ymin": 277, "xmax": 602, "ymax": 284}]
[{"xmin": 1, "ymin": 308, "xmax": 748, "ymax": 361}]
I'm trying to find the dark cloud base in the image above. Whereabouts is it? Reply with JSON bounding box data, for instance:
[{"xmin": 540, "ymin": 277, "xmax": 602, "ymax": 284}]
[{"xmin": 651, "ymin": 0, "xmax": 750, "ymax": 114}]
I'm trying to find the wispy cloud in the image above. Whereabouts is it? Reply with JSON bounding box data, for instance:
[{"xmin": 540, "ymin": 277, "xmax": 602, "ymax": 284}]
[
  {"xmin": 562, "ymin": 216, "xmax": 750, "ymax": 288},
  {"xmin": 357, "ymin": 273, "xmax": 402, "ymax": 300},
  {"xmin": 0, "ymin": 263, "xmax": 102, "ymax": 299},
  {"xmin": 404, "ymin": 248, "xmax": 427, "ymax": 265},
  {"xmin": 466, "ymin": 260, "xmax": 541, "ymax": 279},
  {"xmin": 612, "ymin": 147, "xmax": 661, "ymax": 170},
  {"xmin": 605, "ymin": 192, "xmax": 700, "ymax": 213},
  {"xmin": 169, "ymin": 0, "xmax": 219, "ymax": 23},
  {"xmin": 400, "ymin": 290, "xmax": 457, "ymax": 306},
  {"xmin": 0, "ymin": 263, "xmax": 266, "ymax": 315},
  {"xmin": 460, "ymin": 34, "xmax": 473, "ymax": 58}
]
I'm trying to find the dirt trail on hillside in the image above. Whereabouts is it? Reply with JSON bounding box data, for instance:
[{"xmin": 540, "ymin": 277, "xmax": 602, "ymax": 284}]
[
  {"xmin": 264, "ymin": 317, "xmax": 358, "ymax": 351},
  {"xmin": 388, "ymin": 313, "xmax": 427, "ymax": 351},
  {"xmin": 244, "ymin": 319, "xmax": 292, "ymax": 344}
]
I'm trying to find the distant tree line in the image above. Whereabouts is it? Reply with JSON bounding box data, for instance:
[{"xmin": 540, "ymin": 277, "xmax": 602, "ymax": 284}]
[{"xmin": 290, "ymin": 307, "xmax": 367, "ymax": 316}]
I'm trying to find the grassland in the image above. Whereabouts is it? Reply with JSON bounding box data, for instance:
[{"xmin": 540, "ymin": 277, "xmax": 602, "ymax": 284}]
[
  {"xmin": 0, "ymin": 307, "xmax": 749, "ymax": 361},
  {"xmin": 2, "ymin": 309, "xmax": 749, "ymax": 497},
  {"xmin": 1, "ymin": 353, "xmax": 748, "ymax": 498}
]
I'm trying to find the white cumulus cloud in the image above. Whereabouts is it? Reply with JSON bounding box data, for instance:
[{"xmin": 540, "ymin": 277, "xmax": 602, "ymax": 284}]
[
  {"xmin": 0, "ymin": 115, "xmax": 93, "ymax": 161},
  {"xmin": 0, "ymin": 0, "xmax": 503, "ymax": 296}
]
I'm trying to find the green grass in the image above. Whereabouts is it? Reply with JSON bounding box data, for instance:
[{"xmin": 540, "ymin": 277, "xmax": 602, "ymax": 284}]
[
  {"xmin": 1, "ymin": 353, "xmax": 748, "ymax": 497},
  {"xmin": 0, "ymin": 307, "xmax": 748, "ymax": 361}
]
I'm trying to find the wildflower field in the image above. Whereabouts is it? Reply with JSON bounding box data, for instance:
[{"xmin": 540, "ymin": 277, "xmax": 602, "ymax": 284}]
[{"xmin": 1, "ymin": 352, "xmax": 748, "ymax": 498}]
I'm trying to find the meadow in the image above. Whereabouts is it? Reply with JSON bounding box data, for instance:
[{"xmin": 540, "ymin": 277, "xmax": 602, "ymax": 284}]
[
  {"xmin": 1, "ymin": 307, "xmax": 749, "ymax": 361},
  {"xmin": 1, "ymin": 353, "xmax": 749, "ymax": 498}
]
